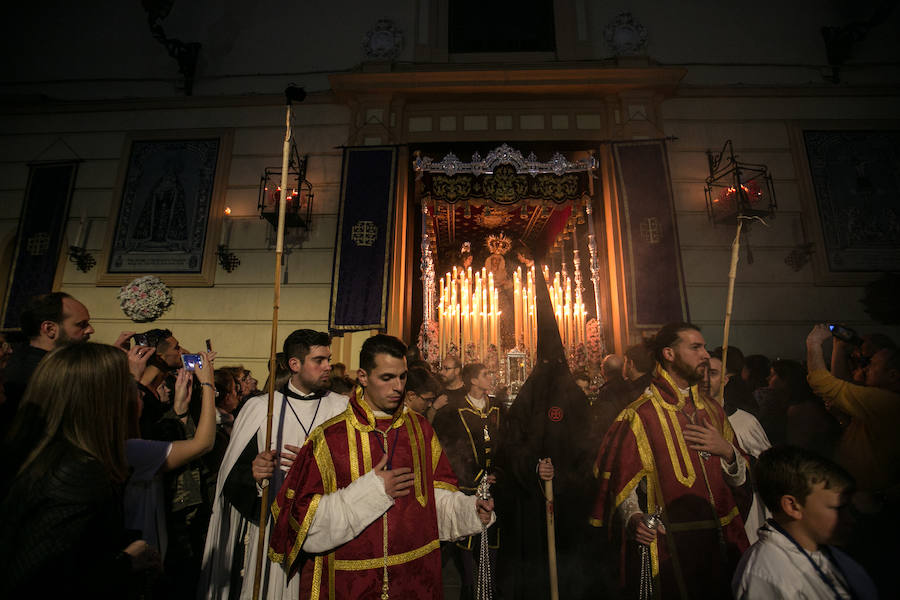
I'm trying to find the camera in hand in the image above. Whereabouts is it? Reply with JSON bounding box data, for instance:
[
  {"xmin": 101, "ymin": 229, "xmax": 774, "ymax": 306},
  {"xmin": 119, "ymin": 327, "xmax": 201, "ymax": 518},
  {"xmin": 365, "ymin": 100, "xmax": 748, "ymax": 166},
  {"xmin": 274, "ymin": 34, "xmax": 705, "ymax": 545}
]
[
  {"xmin": 132, "ymin": 333, "xmax": 149, "ymax": 347},
  {"xmin": 827, "ymin": 324, "xmax": 862, "ymax": 345},
  {"xmin": 181, "ymin": 353, "xmax": 203, "ymax": 371}
]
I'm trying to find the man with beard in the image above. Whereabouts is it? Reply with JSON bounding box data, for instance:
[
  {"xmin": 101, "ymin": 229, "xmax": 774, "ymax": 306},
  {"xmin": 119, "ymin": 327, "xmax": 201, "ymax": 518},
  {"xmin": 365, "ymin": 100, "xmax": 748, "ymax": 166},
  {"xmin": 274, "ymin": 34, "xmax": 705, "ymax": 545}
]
[
  {"xmin": 439, "ymin": 354, "xmax": 467, "ymax": 408},
  {"xmin": 592, "ymin": 322, "xmax": 751, "ymax": 599},
  {"xmin": 199, "ymin": 329, "xmax": 348, "ymax": 600},
  {"xmin": 0, "ymin": 292, "xmax": 94, "ymax": 435}
]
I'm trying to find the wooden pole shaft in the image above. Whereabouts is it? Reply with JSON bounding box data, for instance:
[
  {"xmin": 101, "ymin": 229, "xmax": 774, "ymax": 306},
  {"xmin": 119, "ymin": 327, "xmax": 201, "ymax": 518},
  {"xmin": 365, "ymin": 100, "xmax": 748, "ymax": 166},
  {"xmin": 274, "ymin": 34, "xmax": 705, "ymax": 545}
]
[
  {"xmin": 251, "ymin": 101, "xmax": 293, "ymax": 600},
  {"xmin": 718, "ymin": 219, "xmax": 743, "ymax": 402},
  {"xmin": 544, "ymin": 479, "xmax": 560, "ymax": 600}
]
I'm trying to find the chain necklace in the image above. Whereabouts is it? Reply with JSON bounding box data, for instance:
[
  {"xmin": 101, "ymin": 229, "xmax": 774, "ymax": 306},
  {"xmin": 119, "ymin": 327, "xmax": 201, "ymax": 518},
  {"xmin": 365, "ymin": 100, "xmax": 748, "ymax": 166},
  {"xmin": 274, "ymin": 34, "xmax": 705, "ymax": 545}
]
[
  {"xmin": 475, "ymin": 477, "xmax": 493, "ymax": 600},
  {"xmin": 374, "ymin": 423, "xmax": 399, "ymax": 599},
  {"xmin": 467, "ymin": 394, "xmax": 492, "ymax": 442},
  {"xmin": 679, "ymin": 389, "xmax": 711, "ymax": 461},
  {"xmin": 639, "ymin": 508, "xmax": 663, "ymax": 600}
]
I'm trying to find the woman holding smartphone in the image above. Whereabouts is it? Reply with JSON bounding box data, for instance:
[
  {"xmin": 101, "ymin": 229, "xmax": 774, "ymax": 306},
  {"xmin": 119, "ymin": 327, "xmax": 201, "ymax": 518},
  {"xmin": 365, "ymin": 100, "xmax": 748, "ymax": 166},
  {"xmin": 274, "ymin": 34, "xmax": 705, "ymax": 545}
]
[{"xmin": 0, "ymin": 343, "xmax": 161, "ymax": 597}]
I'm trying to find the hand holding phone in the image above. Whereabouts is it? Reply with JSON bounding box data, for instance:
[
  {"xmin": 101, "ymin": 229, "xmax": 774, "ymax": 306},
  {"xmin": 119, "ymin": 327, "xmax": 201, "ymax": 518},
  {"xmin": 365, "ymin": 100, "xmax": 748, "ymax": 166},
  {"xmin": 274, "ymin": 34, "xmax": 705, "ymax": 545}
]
[
  {"xmin": 181, "ymin": 353, "xmax": 204, "ymax": 371},
  {"xmin": 827, "ymin": 323, "xmax": 862, "ymax": 345}
]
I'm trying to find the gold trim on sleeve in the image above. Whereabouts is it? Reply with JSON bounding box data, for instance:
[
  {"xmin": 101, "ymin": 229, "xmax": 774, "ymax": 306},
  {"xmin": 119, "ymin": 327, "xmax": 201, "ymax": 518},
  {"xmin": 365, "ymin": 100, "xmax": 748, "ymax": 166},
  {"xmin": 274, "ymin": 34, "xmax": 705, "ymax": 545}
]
[
  {"xmin": 433, "ymin": 480, "xmax": 459, "ymax": 492},
  {"xmin": 284, "ymin": 493, "xmax": 322, "ymax": 570},
  {"xmin": 314, "ymin": 436, "xmax": 337, "ymax": 493}
]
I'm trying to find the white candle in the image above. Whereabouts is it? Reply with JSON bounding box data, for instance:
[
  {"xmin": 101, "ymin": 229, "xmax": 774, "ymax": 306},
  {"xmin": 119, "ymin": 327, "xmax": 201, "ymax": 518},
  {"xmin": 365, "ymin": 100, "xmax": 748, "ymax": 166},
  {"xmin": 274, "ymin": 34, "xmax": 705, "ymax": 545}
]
[{"xmin": 220, "ymin": 207, "xmax": 232, "ymax": 245}]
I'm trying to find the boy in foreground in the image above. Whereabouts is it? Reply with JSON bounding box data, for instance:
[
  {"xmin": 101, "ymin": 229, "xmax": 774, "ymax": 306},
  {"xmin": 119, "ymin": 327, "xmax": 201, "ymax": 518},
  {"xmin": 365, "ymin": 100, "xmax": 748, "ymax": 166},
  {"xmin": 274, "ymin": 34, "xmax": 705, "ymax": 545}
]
[{"xmin": 732, "ymin": 445, "xmax": 878, "ymax": 599}]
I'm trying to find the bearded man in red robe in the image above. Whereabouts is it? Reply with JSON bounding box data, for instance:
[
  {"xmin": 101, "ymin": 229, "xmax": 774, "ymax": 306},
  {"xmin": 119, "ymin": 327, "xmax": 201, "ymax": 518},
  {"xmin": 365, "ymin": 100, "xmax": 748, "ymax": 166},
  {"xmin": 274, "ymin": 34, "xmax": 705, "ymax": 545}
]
[
  {"xmin": 591, "ymin": 322, "xmax": 751, "ymax": 598},
  {"xmin": 268, "ymin": 334, "xmax": 494, "ymax": 599}
]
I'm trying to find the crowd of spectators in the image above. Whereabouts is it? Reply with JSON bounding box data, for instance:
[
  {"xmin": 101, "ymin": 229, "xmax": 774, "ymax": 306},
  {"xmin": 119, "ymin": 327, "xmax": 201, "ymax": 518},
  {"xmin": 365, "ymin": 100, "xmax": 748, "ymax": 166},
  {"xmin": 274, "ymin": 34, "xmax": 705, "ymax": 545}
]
[{"xmin": 0, "ymin": 289, "xmax": 897, "ymax": 599}]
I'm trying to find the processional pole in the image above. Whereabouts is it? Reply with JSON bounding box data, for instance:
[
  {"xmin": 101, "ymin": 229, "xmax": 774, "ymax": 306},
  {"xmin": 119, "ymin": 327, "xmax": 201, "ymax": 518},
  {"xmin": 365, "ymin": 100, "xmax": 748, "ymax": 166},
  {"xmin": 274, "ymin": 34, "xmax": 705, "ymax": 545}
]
[
  {"xmin": 544, "ymin": 478, "xmax": 560, "ymax": 600},
  {"xmin": 584, "ymin": 155, "xmax": 606, "ymax": 355},
  {"xmin": 705, "ymin": 140, "xmax": 776, "ymax": 402},
  {"xmin": 252, "ymin": 85, "xmax": 305, "ymax": 600},
  {"xmin": 719, "ymin": 219, "xmax": 742, "ymax": 402}
]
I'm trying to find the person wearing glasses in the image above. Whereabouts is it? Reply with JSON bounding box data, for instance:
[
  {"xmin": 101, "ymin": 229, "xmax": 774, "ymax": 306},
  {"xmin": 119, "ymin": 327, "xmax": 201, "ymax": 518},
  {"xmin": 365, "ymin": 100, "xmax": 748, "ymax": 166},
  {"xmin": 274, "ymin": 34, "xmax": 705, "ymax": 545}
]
[{"xmin": 439, "ymin": 354, "xmax": 467, "ymax": 410}]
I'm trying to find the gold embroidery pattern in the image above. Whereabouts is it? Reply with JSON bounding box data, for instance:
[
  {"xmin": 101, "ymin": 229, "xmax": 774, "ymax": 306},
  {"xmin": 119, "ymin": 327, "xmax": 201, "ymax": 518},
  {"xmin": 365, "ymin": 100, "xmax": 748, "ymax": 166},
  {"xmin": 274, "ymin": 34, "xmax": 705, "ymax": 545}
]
[
  {"xmin": 346, "ymin": 420, "xmax": 360, "ymax": 481},
  {"xmin": 328, "ymin": 552, "xmax": 336, "ymax": 598},
  {"xmin": 535, "ymin": 173, "xmax": 579, "ymax": 202},
  {"xmin": 651, "ymin": 390, "xmax": 696, "ymax": 488},
  {"xmin": 314, "ymin": 436, "xmax": 337, "ymax": 494},
  {"xmin": 361, "ymin": 428, "xmax": 372, "ymax": 472},
  {"xmin": 268, "ymin": 494, "xmax": 321, "ymax": 571},
  {"xmin": 432, "ymin": 175, "xmax": 473, "ymax": 203},
  {"xmin": 333, "ymin": 539, "xmax": 441, "ymax": 571},
  {"xmin": 311, "ymin": 555, "xmax": 323, "ymax": 600},
  {"xmin": 433, "ymin": 480, "xmax": 459, "ymax": 492},
  {"xmin": 285, "ymin": 488, "xmax": 296, "ymax": 499},
  {"xmin": 271, "ymin": 499, "xmax": 281, "ymax": 521},
  {"xmin": 405, "ymin": 414, "xmax": 427, "ymax": 507},
  {"xmin": 430, "ymin": 434, "xmax": 443, "ymax": 474}
]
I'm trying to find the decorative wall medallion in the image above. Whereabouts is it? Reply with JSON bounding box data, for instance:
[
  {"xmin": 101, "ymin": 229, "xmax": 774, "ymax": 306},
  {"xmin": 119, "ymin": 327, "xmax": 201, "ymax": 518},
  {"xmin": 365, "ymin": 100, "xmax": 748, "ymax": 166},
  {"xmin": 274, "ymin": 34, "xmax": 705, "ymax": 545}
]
[
  {"xmin": 351, "ymin": 220, "xmax": 378, "ymax": 246},
  {"xmin": 363, "ymin": 19, "xmax": 403, "ymax": 60},
  {"xmin": 640, "ymin": 217, "xmax": 661, "ymax": 244},
  {"xmin": 603, "ymin": 12, "xmax": 648, "ymax": 56},
  {"xmin": 26, "ymin": 232, "xmax": 50, "ymax": 256}
]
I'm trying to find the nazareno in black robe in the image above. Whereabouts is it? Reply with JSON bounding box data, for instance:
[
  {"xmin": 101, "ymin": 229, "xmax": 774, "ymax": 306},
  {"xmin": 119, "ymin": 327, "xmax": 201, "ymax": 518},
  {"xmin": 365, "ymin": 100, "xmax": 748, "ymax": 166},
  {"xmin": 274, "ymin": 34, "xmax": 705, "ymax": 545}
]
[{"xmin": 494, "ymin": 258, "xmax": 603, "ymax": 599}]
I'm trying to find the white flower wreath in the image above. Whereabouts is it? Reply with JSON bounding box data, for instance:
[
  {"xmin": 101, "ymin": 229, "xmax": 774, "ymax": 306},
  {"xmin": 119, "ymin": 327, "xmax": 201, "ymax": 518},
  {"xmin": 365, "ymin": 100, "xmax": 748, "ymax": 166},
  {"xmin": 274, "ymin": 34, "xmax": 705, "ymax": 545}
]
[{"xmin": 117, "ymin": 275, "xmax": 173, "ymax": 322}]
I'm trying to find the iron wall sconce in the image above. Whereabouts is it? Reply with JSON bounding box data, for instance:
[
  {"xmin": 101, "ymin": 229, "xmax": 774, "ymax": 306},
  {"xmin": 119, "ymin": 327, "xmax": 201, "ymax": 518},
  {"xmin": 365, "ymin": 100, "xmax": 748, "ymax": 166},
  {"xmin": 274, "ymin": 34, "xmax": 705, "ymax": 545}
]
[
  {"xmin": 217, "ymin": 244, "xmax": 240, "ymax": 273},
  {"xmin": 67, "ymin": 245, "xmax": 96, "ymax": 272}
]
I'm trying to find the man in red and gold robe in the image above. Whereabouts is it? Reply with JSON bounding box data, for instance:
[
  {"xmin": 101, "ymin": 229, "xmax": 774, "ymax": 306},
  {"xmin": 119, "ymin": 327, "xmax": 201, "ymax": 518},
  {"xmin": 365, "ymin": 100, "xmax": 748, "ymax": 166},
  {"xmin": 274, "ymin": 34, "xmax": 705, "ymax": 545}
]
[
  {"xmin": 591, "ymin": 323, "xmax": 751, "ymax": 599},
  {"xmin": 269, "ymin": 334, "xmax": 494, "ymax": 599}
]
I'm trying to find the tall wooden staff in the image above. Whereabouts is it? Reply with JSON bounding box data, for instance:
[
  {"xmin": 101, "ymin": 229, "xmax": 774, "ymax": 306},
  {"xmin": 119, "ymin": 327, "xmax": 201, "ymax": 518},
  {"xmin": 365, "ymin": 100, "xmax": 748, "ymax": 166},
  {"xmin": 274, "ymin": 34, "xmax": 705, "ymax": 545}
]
[
  {"xmin": 544, "ymin": 478, "xmax": 560, "ymax": 600},
  {"xmin": 717, "ymin": 218, "xmax": 742, "ymax": 403},
  {"xmin": 252, "ymin": 85, "xmax": 306, "ymax": 600}
]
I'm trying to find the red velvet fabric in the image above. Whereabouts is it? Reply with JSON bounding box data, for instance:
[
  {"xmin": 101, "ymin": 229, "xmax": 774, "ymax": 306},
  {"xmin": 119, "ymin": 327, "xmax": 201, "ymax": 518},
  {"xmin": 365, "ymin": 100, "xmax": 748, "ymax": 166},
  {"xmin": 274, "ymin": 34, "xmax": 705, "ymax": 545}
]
[
  {"xmin": 270, "ymin": 390, "xmax": 458, "ymax": 599},
  {"xmin": 591, "ymin": 366, "xmax": 751, "ymax": 598}
]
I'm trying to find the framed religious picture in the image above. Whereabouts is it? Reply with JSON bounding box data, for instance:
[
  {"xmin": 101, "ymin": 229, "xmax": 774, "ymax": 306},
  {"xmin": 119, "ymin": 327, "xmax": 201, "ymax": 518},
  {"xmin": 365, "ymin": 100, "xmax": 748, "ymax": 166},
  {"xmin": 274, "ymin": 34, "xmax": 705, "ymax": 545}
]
[
  {"xmin": 97, "ymin": 129, "xmax": 233, "ymax": 286},
  {"xmin": 790, "ymin": 121, "xmax": 900, "ymax": 284}
]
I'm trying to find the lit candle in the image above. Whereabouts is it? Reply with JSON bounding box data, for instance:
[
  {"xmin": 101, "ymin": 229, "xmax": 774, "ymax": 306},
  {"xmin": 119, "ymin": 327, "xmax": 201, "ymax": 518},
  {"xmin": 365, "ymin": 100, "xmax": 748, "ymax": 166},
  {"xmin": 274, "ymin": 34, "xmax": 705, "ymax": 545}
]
[
  {"xmin": 492, "ymin": 288, "xmax": 500, "ymax": 349},
  {"xmin": 566, "ymin": 277, "xmax": 573, "ymax": 348},
  {"xmin": 220, "ymin": 206, "xmax": 232, "ymax": 245},
  {"xmin": 514, "ymin": 268, "xmax": 522, "ymax": 348},
  {"xmin": 439, "ymin": 279, "xmax": 445, "ymax": 358}
]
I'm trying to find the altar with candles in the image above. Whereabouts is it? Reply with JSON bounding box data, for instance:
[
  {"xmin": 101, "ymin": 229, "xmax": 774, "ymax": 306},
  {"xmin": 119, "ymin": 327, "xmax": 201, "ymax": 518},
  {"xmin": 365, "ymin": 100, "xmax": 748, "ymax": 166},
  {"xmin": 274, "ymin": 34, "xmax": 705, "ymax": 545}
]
[{"xmin": 414, "ymin": 144, "xmax": 607, "ymax": 393}]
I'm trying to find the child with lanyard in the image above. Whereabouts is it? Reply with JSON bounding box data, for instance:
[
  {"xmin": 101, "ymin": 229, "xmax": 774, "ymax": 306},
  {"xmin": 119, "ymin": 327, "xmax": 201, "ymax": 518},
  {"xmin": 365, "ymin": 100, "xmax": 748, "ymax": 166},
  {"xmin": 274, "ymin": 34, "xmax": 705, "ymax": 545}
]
[{"xmin": 732, "ymin": 445, "xmax": 878, "ymax": 600}]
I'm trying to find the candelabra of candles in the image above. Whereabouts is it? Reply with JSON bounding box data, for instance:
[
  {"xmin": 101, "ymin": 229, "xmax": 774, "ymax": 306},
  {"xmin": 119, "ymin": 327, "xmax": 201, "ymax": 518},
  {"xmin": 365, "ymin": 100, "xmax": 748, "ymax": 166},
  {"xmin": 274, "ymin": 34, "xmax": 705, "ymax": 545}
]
[
  {"xmin": 436, "ymin": 264, "xmax": 587, "ymax": 369},
  {"xmin": 513, "ymin": 265, "xmax": 587, "ymax": 355},
  {"xmin": 437, "ymin": 266, "xmax": 501, "ymax": 362}
]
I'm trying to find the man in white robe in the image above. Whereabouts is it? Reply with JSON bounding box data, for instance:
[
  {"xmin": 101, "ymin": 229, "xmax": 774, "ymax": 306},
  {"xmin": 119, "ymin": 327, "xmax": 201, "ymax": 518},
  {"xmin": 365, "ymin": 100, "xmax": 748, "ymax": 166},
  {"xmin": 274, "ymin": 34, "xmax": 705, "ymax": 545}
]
[
  {"xmin": 199, "ymin": 330, "xmax": 348, "ymax": 600},
  {"xmin": 705, "ymin": 352, "xmax": 772, "ymax": 543}
]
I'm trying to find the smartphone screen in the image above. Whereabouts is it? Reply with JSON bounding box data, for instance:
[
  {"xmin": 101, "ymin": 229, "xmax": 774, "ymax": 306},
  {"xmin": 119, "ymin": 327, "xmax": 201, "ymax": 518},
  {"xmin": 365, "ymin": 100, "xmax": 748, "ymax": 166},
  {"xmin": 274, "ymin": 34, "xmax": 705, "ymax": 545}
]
[
  {"xmin": 205, "ymin": 338, "xmax": 212, "ymax": 352},
  {"xmin": 181, "ymin": 354, "xmax": 203, "ymax": 371}
]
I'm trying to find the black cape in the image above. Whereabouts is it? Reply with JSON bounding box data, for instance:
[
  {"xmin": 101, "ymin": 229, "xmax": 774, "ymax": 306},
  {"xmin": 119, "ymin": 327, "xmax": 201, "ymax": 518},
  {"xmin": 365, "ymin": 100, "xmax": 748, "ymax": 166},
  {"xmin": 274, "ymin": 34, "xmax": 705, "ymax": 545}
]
[{"xmin": 494, "ymin": 263, "xmax": 602, "ymax": 599}]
